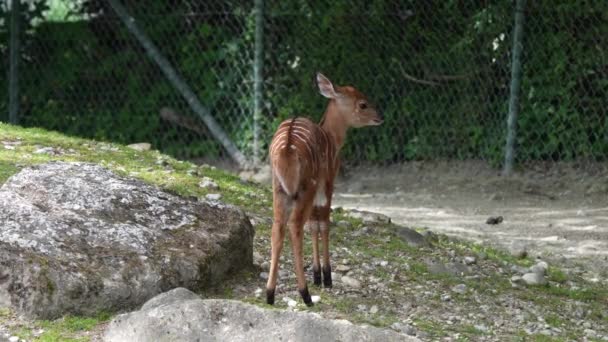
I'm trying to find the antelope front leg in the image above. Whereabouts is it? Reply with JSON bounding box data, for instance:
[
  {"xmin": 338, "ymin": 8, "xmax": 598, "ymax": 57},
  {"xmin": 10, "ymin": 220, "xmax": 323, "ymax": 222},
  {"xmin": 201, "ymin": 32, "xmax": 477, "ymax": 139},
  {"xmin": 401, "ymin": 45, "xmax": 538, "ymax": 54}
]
[
  {"xmin": 320, "ymin": 218, "xmax": 332, "ymax": 288},
  {"xmin": 319, "ymin": 195, "xmax": 333, "ymax": 288},
  {"xmin": 309, "ymin": 206, "xmax": 331, "ymax": 288}
]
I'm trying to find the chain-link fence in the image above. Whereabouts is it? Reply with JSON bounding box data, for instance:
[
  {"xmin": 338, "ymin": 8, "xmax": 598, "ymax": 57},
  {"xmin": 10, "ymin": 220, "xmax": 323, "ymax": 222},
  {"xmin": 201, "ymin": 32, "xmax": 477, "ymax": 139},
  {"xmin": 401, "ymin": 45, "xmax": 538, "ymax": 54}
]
[{"xmin": 1, "ymin": 0, "xmax": 607, "ymax": 172}]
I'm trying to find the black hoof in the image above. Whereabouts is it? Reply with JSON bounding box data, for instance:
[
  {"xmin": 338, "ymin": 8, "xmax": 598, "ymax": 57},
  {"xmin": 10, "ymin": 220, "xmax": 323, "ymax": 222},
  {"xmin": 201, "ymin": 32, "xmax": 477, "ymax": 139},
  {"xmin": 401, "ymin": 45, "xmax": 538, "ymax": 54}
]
[
  {"xmin": 313, "ymin": 267, "xmax": 322, "ymax": 286},
  {"xmin": 266, "ymin": 288, "xmax": 275, "ymax": 305},
  {"xmin": 299, "ymin": 286, "xmax": 313, "ymax": 307},
  {"xmin": 323, "ymin": 265, "xmax": 332, "ymax": 288}
]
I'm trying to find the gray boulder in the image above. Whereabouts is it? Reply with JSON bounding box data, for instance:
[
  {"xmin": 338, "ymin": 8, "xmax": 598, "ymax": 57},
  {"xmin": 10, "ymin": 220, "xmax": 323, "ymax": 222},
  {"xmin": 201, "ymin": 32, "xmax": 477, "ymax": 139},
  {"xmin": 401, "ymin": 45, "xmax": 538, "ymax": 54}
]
[
  {"xmin": 346, "ymin": 209, "xmax": 391, "ymax": 224},
  {"xmin": 0, "ymin": 162, "xmax": 254, "ymax": 319},
  {"xmin": 104, "ymin": 288, "xmax": 418, "ymax": 342},
  {"xmin": 395, "ymin": 226, "xmax": 429, "ymax": 248}
]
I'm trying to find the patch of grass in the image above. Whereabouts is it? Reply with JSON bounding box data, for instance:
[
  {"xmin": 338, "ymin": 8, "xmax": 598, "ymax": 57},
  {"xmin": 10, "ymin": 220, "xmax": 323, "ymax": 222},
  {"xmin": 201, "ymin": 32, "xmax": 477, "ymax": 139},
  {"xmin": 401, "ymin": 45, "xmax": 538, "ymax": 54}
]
[
  {"xmin": 409, "ymin": 261, "xmax": 428, "ymax": 275},
  {"xmin": 0, "ymin": 160, "xmax": 19, "ymax": 185},
  {"xmin": 0, "ymin": 123, "xmax": 271, "ymax": 215},
  {"xmin": 515, "ymin": 333, "xmax": 567, "ymax": 342},
  {"xmin": 440, "ymin": 238, "xmax": 533, "ymax": 268},
  {"xmin": 540, "ymin": 284, "xmax": 607, "ymax": 302},
  {"xmin": 545, "ymin": 314, "xmax": 563, "ymax": 327},
  {"xmin": 367, "ymin": 313, "xmax": 399, "ymax": 328},
  {"xmin": 12, "ymin": 312, "xmax": 111, "ymax": 342},
  {"xmin": 547, "ymin": 267, "xmax": 568, "ymax": 283},
  {"xmin": 413, "ymin": 318, "xmax": 446, "ymax": 338},
  {"xmin": 459, "ymin": 324, "xmax": 487, "ymax": 335}
]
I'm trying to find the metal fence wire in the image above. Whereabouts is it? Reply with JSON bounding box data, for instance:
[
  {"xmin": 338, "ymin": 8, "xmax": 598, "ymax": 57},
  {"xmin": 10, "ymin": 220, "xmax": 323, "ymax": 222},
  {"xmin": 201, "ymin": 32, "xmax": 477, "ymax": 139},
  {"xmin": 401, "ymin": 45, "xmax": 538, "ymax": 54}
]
[{"xmin": 1, "ymin": 0, "xmax": 607, "ymax": 172}]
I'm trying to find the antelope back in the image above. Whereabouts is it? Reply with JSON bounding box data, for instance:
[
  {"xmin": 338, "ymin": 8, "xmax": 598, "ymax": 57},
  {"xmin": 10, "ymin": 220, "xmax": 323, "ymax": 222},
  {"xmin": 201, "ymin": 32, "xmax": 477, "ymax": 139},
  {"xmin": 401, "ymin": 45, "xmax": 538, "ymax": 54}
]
[{"xmin": 270, "ymin": 117, "xmax": 336, "ymax": 181}]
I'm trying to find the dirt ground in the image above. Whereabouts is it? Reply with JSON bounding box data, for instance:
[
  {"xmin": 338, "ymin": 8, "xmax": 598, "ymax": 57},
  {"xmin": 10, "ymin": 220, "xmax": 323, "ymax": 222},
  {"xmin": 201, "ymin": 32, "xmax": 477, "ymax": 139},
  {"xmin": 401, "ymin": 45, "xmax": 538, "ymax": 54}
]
[{"xmin": 333, "ymin": 161, "xmax": 608, "ymax": 275}]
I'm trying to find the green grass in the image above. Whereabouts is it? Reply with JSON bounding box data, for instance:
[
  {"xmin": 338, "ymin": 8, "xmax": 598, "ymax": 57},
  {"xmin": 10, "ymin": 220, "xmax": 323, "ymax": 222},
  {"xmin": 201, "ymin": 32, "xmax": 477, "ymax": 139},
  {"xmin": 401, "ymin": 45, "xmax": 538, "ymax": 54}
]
[
  {"xmin": 6, "ymin": 311, "xmax": 111, "ymax": 342},
  {"xmin": 0, "ymin": 123, "xmax": 271, "ymax": 215},
  {"xmin": 547, "ymin": 267, "xmax": 568, "ymax": 283},
  {"xmin": 545, "ymin": 314, "xmax": 564, "ymax": 328}
]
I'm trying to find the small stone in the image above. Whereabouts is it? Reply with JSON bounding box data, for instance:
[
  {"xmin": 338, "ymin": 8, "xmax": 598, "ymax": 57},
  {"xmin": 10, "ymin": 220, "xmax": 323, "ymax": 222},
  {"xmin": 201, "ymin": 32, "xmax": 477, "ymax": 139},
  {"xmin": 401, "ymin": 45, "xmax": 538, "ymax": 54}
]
[
  {"xmin": 9, "ymin": 337, "xmax": 18, "ymax": 342},
  {"xmin": 335, "ymin": 265, "xmax": 351, "ymax": 273},
  {"xmin": 583, "ymin": 322, "xmax": 592, "ymax": 329},
  {"xmin": 451, "ymin": 284, "xmax": 467, "ymax": 294},
  {"xmin": 391, "ymin": 322, "xmax": 416, "ymax": 336},
  {"xmin": 584, "ymin": 329, "xmax": 597, "ymax": 337},
  {"xmin": 529, "ymin": 265, "xmax": 546, "ymax": 275},
  {"xmin": 127, "ymin": 142, "xmax": 151, "ymax": 151},
  {"xmin": 199, "ymin": 177, "xmax": 219, "ymax": 190},
  {"xmin": 259, "ymin": 272, "xmax": 269, "ymax": 280},
  {"xmin": 282, "ymin": 297, "xmax": 297, "ymax": 308},
  {"xmin": 486, "ymin": 216, "xmax": 503, "ymax": 225},
  {"xmin": 530, "ymin": 261, "xmax": 549, "ymax": 275},
  {"xmin": 252, "ymin": 165, "xmax": 272, "ymax": 185},
  {"xmin": 370, "ymin": 305, "xmax": 379, "ymax": 314},
  {"xmin": 254, "ymin": 288, "xmax": 263, "ymax": 298},
  {"xmin": 511, "ymin": 275, "xmax": 523, "ymax": 284},
  {"xmin": 205, "ymin": 193, "xmax": 222, "ymax": 201},
  {"xmin": 347, "ymin": 209, "xmax": 391, "ymax": 224},
  {"xmin": 522, "ymin": 272, "xmax": 547, "ymax": 286},
  {"xmin": 34, "ymin": 147, "xmax": 54, "ymax": 154},
  {"xmin": 341, "ymin": 276, "xmax": 361, "ymax": 289},
  {"xmin": 253, "ymin": 251, "xmax": 264, "ymax": 266},
  {"xmin": 463, "ymin": 256, "xmax": 476, "ymax": 265},
  {"xmin": 539, "ymin": 329, "xmax": 553, "ymax": 336},
  {"xmin": 331, "ymin": 272, "xmax": 340, "ymax": 282},
  {"xmin": 511, "ymin": 265, "xmax": 529, "ymax": 275},
  {"xmin": 474, "ymin": 324, "xmax": 489, "ymax": 333},
  {"xmin": 238, "ymin": 170, "xmax": 255, "ymax": 182},
  {"xmin": 441, "ymin": 294, "xmax": 451, "ymax": 302},
  {"xmin": 379, "ymin": 260, "xmax": 389, "ymax": 267},
  {"xmin": 357, "ymin": 304, "xmax": 367, "ymax": 312},
  {"xmin": 311, "ymin": 295, "xmax": 321, "ymax": 304}
]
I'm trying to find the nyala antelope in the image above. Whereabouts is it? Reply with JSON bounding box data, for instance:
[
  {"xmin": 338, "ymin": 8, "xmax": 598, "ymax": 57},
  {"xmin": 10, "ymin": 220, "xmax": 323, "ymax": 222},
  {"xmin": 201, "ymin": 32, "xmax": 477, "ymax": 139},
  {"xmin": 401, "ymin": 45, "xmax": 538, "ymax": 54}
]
[{"xmin": 266, "ymin": 73, "xmax": 383, "ymax": 306}]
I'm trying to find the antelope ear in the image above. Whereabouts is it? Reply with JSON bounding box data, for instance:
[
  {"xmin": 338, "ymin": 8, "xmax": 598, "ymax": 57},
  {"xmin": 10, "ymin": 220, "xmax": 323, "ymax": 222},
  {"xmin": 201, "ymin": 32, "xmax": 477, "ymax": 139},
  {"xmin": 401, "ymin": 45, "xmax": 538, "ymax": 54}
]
[{"xmin": 316, "ymin": 72, "xmax": 338, "ymax": 99}]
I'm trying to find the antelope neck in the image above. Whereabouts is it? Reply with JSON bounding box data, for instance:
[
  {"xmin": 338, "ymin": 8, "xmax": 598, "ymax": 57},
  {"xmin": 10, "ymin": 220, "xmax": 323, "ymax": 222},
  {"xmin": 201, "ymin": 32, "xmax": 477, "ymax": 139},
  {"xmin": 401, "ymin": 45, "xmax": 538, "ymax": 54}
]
[{"xmin": 320, "ymin": 100, "xmax": 348, "ymax": 151}]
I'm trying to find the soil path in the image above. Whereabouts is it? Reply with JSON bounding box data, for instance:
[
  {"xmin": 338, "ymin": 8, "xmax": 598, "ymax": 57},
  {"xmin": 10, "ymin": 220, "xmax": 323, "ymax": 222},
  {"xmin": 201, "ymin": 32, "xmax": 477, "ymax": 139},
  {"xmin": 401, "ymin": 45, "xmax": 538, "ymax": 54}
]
[{"xmin": 334, "ymin": 161, "xmax": 608, "ymax": 274}]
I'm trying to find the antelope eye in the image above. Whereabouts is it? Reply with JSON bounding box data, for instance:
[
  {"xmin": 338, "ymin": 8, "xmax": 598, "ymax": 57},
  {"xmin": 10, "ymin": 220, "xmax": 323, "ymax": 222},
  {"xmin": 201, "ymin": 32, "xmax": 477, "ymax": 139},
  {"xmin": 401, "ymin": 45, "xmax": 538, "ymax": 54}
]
[{"xmin": 359, "ymin": 102, "xmax": 368, "ymax": 110}]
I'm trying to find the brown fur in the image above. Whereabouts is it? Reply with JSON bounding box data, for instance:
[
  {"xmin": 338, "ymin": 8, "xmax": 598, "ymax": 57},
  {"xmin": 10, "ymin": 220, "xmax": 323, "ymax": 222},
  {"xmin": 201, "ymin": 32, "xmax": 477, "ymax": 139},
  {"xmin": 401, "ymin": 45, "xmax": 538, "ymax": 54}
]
[{"xmin": 266, "ymin": 73, "xmax": 383, "ymax": 306}]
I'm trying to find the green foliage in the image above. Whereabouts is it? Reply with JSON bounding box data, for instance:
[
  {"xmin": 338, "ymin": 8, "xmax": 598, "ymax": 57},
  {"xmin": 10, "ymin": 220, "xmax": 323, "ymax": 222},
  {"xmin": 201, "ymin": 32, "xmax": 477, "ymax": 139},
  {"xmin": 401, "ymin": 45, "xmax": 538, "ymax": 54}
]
[
  {"xmin": 1, "ymin": 0, "xmax": 607, "ymax": 164},
  {"xmin": 517, "ymin": 0, "xmax": 608, "ymax": 162}
]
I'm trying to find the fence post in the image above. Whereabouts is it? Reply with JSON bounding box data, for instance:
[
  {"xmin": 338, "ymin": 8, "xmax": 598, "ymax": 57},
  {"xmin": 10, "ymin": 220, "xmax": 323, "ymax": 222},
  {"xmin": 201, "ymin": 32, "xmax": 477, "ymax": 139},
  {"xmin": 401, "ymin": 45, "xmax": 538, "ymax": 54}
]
[
  {"xmin": 253, "ymin": 0, "xmax": 265, "ymax": 167},
  {"xmin": 503, "ymin": 0, "xmax": 527, "ymax": 176},
  {"xmin": 8, "ymin": 0, "xmax": 20, "ymax": 124},
  {"xmin": 106, "ymin": 0, "xmax": 250, "ymax": 169}
]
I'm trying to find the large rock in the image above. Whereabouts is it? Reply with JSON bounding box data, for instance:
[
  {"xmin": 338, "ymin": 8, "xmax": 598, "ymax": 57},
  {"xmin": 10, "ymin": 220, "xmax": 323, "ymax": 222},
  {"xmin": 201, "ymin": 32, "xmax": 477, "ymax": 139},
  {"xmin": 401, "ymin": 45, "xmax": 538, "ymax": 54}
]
[
  {"xmin": 104, "ymin": 288, "xmax": 417, "ymax": 342},
  {"xmin": 0, "ymin": 162, "xmax": 254, "ymax": 319}
]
